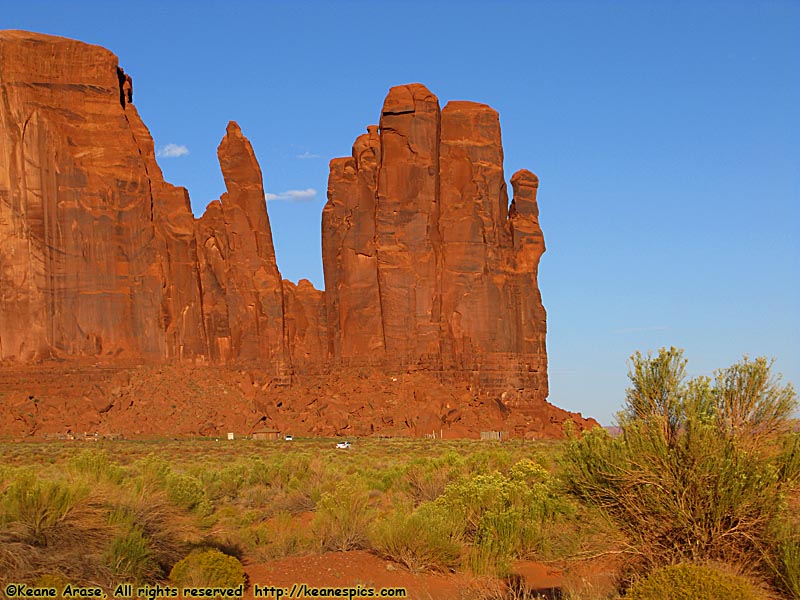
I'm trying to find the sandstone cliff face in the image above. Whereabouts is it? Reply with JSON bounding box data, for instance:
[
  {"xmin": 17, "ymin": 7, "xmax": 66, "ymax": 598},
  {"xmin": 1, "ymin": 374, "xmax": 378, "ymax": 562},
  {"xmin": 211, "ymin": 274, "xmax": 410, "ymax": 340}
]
[
  {"xmin": 0, "ymin": 31, "xmax": 285, "ymax": 370},
  {"xmin": 283, "ymin": 279, "xmax": 327, "ymax": 373},
  {"xmin": 0, "ymin": 31, "xmax": 587, "ymax": 437},
  {"xmin": 323, "ymin": 84, "xmax": 548, "ymax": 400},
  {"xmin": 0, "ymin": 31, "xmax": 170, "ymax": 361},
  {"xmin": 321, "ymin": 126, "xmax": 384, "ymax": 363}
]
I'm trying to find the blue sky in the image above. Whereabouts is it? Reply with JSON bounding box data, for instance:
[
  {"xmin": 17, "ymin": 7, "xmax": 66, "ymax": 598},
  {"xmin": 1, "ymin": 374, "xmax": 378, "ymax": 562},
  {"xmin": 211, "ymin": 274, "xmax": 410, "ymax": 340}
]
[{"xmin": 3, "ymin": 1, "xmax": 798, "ymax": 425}]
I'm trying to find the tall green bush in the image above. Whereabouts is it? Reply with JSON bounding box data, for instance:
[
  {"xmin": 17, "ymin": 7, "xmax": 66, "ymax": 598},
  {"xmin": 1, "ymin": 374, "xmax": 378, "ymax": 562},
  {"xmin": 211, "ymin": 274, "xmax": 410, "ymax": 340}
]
[
  {"xmin": 563, "ymin": 348, "xmax": 798, "ymax": 594},
  {"xmin": 372, "ymin": 502, "xmax": 461, "ymax": 572},
  {"xmin": 105, "ymin": 526, "xmax": 159, "ymax": 582},
  {"xmin": 0, "ymin": 471, "xmax": 91, "ymax": 547}
]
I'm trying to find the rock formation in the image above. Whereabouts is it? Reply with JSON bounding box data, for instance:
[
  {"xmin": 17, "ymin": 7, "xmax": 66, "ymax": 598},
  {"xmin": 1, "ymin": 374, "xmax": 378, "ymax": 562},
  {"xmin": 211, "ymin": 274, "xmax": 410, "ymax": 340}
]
[
  {"xmin": 195, "ymin": 122, "xmax": 289, "ymax": 375},
  {"xmin": 0, "ymin": 31, "xmax": 287, "ymax": 373},
  {"xmin": 0, "ymin": 30, "xmax": 595, "ymax": 437},
  {"xmin": 322, "ymin": 84, "xmax": 548, "ymax": 400},
  {"xmin": 0, "ymin": 31, "xmax": 175, "ymax": 361}
]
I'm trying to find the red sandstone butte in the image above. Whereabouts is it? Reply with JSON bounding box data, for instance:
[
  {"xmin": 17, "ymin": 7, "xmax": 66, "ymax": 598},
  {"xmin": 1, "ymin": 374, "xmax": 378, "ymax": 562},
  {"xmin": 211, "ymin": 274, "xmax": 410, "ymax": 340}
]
[
  {"xmin": 323, "ymin": 84, "xmax": 548, "ymax": 402},
  {"xmin": 0, "ymin": 30, "xmax": 597, "ymax": 438}
]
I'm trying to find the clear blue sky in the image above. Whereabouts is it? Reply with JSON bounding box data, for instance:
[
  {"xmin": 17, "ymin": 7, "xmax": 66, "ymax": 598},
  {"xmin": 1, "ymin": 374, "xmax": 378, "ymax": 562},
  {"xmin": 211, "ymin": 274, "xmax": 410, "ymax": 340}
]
[{"xmin": 3, "ymin": 1, "xmax": 798, "ymax": 425}]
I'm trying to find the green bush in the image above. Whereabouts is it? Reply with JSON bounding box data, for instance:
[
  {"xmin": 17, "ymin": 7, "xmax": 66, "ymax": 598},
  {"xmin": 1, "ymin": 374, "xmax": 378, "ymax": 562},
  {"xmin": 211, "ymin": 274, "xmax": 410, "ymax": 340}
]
[
  {"xmin": 165, "ymin": 473, "xmax": 212, "ymax": 516},
  {"xmin": 134, "ymin": 454, "xmax": 170, "ymax": 485},
  {"xmin": 67, "ymin": 449, "xmax": 125, "ymax": 484},
  {"xmin": 105, "ymin": 481, "xmax": 200, "ymax": 580},
  {"xmin": 777, "ymin": 538, "xmax": 800, "ymax": 598},
  {"xmin": 312, "ymin": 480, "xmax": 374, "ymax": 551},
  {"xmin": 562, "ymin": 348, "xmax": 798, "ymax": 590},
  {"xmin": 105, "ymin": 526, "xmax": 159, "ymax": 582},
  {"xmin": 0, "ymin": 471, "xmax": 90, "ymax": 547},
  {"xmin": 372, "ymin": 502, "xmax": 461, "ymax": 572},
  {"xmin": 435, "ymin": 459, "xmax": 569, "ymax": 575},
  {"xmin": 243, "ymin": 511, "xmax": 314, "ymax": 561},
  {"xmin": 770, "ymin": 515, "xmax": 800, "ymax": 599},
  {"xmin": 169, "ymin": 548, "xmax": 245, "ymax": 588},
  {"xmin": 627, "ymin": 564, "xmax": 763, "ymax": 600},
  {"xmin": 403, "ymin": 452, "xmax": 464, "ymax": 504}
]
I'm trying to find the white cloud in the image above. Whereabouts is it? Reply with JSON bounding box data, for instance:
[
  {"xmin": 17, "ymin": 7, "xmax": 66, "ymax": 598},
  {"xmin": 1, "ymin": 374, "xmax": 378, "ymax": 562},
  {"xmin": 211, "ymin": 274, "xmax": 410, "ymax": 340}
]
[
  {"xmin": 296, "ymin": 151, "xmax": 320, "ymax": 160},
  {"xmin": 156, "ymin": 143, "xmax": 189, "ymax": 158},
  {"xmin": 265, "ymin": 188, "xmax": 317, "ymax": 202}
]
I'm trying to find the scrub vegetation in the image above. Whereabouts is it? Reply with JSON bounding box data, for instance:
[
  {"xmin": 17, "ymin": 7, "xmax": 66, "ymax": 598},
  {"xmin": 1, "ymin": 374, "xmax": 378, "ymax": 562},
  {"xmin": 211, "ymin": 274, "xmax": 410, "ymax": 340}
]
[{"xmin": 0, "ymin": 349, "xmax": 796, "ymax": 599}]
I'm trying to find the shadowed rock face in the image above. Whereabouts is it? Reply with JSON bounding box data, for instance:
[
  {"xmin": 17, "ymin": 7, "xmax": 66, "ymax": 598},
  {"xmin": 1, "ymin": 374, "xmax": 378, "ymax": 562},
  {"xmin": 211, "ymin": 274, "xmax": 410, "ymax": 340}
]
[
  {"xmin": 0, "ymin": 31, "xmax": 568, "ymax": 433},
  {"xmin": 323, "ymin": 85, "xmax": 548, "ymax": 400}
]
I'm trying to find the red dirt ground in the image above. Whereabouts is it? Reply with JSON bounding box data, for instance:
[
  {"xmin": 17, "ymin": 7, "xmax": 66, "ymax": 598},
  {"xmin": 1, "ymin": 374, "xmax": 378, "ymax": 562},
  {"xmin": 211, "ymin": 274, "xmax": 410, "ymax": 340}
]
[{"xmin": 243, "ymin": 551, "xmax": 566, "ymax": 600}]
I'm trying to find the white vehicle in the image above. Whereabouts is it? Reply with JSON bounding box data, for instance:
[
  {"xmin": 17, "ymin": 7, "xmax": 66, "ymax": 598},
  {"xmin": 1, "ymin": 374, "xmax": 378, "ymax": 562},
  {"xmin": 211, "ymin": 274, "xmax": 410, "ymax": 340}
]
[
  {"xmin": 284, "ymin": 435, "xmax": 293, "ymax": 441},
  {"xmin": 336, "ymin": 441, "xmax": 351, "ymax": 449}
]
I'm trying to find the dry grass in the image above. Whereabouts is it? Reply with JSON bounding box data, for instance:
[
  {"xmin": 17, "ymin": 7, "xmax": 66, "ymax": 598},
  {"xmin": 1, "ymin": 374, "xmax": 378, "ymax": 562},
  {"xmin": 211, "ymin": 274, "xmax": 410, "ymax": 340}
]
[{"xmin": 5, "ymin": 432, "xmax": 785, "ymax": 596}]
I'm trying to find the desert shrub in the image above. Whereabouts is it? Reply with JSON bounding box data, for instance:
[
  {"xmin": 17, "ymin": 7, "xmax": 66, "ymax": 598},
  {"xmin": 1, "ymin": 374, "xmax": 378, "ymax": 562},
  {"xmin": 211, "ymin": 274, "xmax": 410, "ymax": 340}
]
[
  {"xmin": 32, "ymin": 573, "xmax": 71, "ymax": 588},
  {"xmin": 0, "ymin": 471, "xmax": 91, "ymax": 547},
  {"xmin": 248, "ymin": 454, "xmax": 314, "ymax": 490},
  {"xmin": 776, "ymin": 538, "xmax": 800, "ymax": 598},
  {"xmin": 769, "ymin": 514, "xmax": 800, "ymax": 599},
  {"xmin": 165, "ymin": 473, "xmax": 212, "ymax": 516},
  {"xmin": 242, "ymin": 458, "xmax": 274, "ymax": 488},
  {"xmin": 237, "ymin": 483, "xmax": 272, "ymax": 510},
  {"xmin": 436, "ymin": 459, "xmax": 569, "ymax": 575},
  {"xmin": 464, "ymin": 448, "xmax": 515, "ymax": 476},
  {"xmin": 272, "ymin": 487, "xmax": 318, "ymax": 515},
  {"xmin": 372, "ymin": 502, "xmax": 461, "ymax": 572},
  {"xmin": 404, "ymin": 452, "xmax": 465, "ymax": 504},
  {"xmin": 0, "ymin": 465, "xmax": 14, "ymax": 488},
  {"xmin": 134, "ymin": 454, "xmax": 171, "ymax": 483},
  {"xmin": 280, "ymin": 454, "xmax": 315, "ymax": 483},
  {"xmin": 67, "ymin": 449, "xmax": 125, "ymax": 484},
  {"xmin": 713, "ymin": 357, "xmax": 797, "ymax": 446},
  {"xmin": 243, "ymin": 511, "xmax": 314, "ymax": 561},
  {"xmin": 196, "ymin": 464, "xmax": 248, "ymax": 502},
  {"xmin": 355, "ymin": 462, "xmax": 405, "ymax": 493},
  {"xmin": 562, "ymin": 348, "xmax": 798, "ymax": 590},
  {"xmin": 627, "ymin": 563, "xmax": 763, "ymax": 600},
  {"xmin": 105, "ymin": 526, "xmax": 159, "ymax": 582},
  {"xmin": 0, "ymin": 471, "xmax": 114, "ymax": 586},
  {"xmin": 168, "ymin": 548, "xmax": 245, "ymax": 587},
  {"xmin": 313, "ymin": 480, "xmax": 375, "ymax": 551},
  {"xmin": 108, "ymin": 486, "xmax": 199, "ymax": 575}
]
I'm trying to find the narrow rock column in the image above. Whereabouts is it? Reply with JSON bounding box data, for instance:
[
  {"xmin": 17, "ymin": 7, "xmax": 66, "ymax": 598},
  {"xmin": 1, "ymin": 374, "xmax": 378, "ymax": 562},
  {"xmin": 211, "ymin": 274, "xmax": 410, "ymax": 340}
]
[
  {"xmin": 439, "ymin": 101, "xmax": 511, "ymax": 372},
  {"xmin": 196, "ymin": 122, "xmax": 289, "ymax": 373},
  {"xmin": 376, "ymin": 83, "xmax": 442, "ymax": 364},
  {"xmin": 506, "ymin": 169, "xmax": 548, "ymax": 395}
]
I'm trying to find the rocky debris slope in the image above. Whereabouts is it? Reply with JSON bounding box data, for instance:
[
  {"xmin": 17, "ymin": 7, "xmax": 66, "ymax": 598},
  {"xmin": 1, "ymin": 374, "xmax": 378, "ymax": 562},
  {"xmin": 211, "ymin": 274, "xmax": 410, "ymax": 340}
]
[
  {"xmin": 0, "ymin": 362, "xmax": 595, "ymax": 439},
  {"xmin": 0, "ymin": 30, "xmax": 596, "ymax": 438}
]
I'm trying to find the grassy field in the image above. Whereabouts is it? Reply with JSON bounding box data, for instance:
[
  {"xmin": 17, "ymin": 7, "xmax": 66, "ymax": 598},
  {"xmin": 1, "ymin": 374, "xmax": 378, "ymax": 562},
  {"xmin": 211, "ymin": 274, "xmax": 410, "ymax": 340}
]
[{"xmin": 0, "ymin": 437, "xmax": 617, "ymax": 595}]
